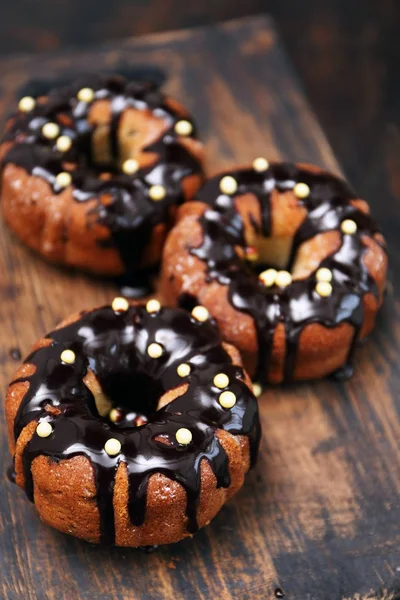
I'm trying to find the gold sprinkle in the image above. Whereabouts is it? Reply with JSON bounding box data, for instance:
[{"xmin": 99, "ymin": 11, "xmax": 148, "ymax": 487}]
[
  {"xmin": 42, "ymin": 122, "xmax": 60, "ymax": 139},
  {"xmin": 122, "ymin": 158, "xmax": 139, "ymax": 175},
  {"xmin": 109, "ymin": 409, "xmax": 121, "ymax": 423},
  {"xmin": 146, "ymin": 299, "xmax": 161, "ymax": 314},
  {"xmin": 315, "ymin": 281, "xmax": 333, "ymax": 297},
  {"xmin": 213, "ymin": 373, "xmax": 229, "ymax": 389},
  {"xmin": 36, "ymin": 421, "xmax": 53, "ymax": 438},
  {"xmin": 149, "ymin": 184, "xmax": 166, "ymax": 201},
  {"xmin": 60, "ymin": 349, "xmax": 75, "ymax": 364},
  {"xmin": 77, "ymin": 87, "xmax": 95, "ymax": 103},
  {"xmin": 219, "ymin": 175, "xmax": 238, "ymax": 195},
  {"xmin": 147, "ymin": 342, "xmax": 163, "ymax": 358},
  {"xmin": 174, "ymin": 120, "xmax": 193, "ymax": 136},
  {"xmin": 111, "ymin": 297, "xmax": 129, "ymax": 313},
  {"xmin": 293, "ymin": 182, "xmax": 310, "ymax": 199},
  {"xmin": 104, "ymin": 438, "xmax": 121, "ymax": 456},
  {"xmin": 55, "ymin": 172, "xmax": 72, "ymax": 188},
  {"xmin": 253, "ymin": 383, "xmax": 262, "ymax": 398},
  {"xmin": 176, "ymin": 428, "xmax": 192, "ymax": 445},
  {"xmin": 252, "ymin": 157, "xmax": 269, "ymax": 172},
  {"xmin": 316, "ymin": 267, "xmax": 333, "ymax": 283},
  {"xmin": 259, "ymin": 268, "xmax": 277, "ymax": 287},
  {"xmin": 219, "ymin": 390, "xmax": 237, "ymax": 409},
  {"xmin": 275, "ymin": 270, "xmax": 292, "ymax": 288},
  {"xmin": 18, "ymin": 96, "xmax": 35, "ymax": 112},
  {"xmin": 246, "ymin": 246, "xmax": 259, "ymax": 262},
  {"xmin": 191, "ymin": 305, "xmax": 209, "ymax": 322},
  {"xmin": 56, "ymin": 135, "xmax": 72, "ymax": 152},
  {"xmin": 341, "ymin": 219, "xmax": 357, "ymax": 235},
  {"xmin": 177, "ymin": 363, "xmax": 191, "ymax": 378}
]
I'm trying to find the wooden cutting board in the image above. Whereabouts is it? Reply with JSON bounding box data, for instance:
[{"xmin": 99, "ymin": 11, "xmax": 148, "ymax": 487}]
[{"xmin": 0, "ymin": 14, "xmax": 399, "ymax": 600}]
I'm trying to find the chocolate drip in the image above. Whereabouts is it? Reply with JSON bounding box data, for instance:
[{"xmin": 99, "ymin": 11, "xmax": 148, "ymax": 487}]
[
  {"xmin": 2, "ymin": 74, "xmax": 203, "ymax": 294},
  {"xmin": 12, "ymin": 306, "xmax": 260, "ymax": 545},
  {"xmin": 190, "ymin": 163, "xmax": 385, "ymax": 383}
]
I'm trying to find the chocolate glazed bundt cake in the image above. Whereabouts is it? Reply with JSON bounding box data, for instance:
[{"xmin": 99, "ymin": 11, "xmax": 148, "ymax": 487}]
[
  {"xmin": 161, "ymin": 161, "xmax": 388, "ymax": 386},
  {"xmin": 0, "ymin": 74, "xmax": 204, "ymax": 294},
  {"xmin": 6, "ymin": 302, "xmax": 261, "ymax": 546}
]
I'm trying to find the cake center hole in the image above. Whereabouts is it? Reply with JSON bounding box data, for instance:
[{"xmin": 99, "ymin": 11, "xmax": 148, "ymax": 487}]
[
  {"xmin": 87, "ymin": 105, "xmax": 168, "ymax": 174},
  {"xmin": 245, "ymin": 235, "xmax": 294, "ymax": 273},
  {"xmin": 85, "ymin": 368, "xmax": 164, "ymax": 428}
]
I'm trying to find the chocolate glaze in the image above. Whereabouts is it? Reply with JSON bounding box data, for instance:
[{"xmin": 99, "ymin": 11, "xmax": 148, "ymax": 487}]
[
  {"xmin": 11, "ymin": 305, "xmax": 260, "ymax": 545},
  {"xmin": 1, "ymin": 74, "xmax": 203, "ymax": 294},
  {"xmin": 189, "ymin": 163, "xmax": 386, "ymax": 383}
]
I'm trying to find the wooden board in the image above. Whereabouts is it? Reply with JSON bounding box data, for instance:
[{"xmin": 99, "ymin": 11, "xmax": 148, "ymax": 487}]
[{"xmin": 0, "ymin": 15, "xmax": 399, "ymax": 600}]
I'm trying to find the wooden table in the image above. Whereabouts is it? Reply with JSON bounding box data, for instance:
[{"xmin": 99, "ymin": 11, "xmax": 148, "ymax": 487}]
[{"xmin": 0, "ymin": 15, "xmax": 399, "ymax": 600}]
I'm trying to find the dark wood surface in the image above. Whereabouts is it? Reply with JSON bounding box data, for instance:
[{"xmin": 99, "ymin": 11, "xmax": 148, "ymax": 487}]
[{"xmin": 0, "ymin": 15, "xmax": 399, "ymax": 600}]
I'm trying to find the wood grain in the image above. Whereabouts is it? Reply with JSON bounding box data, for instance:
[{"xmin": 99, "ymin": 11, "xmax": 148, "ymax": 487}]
[{"xmin": 0, "ymin": 15, "xmax": 399, "ymax": 600}]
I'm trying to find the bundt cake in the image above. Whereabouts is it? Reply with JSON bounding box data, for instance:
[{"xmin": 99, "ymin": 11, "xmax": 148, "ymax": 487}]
[
  {"xmin": 160, "ymin": 160, "xmax": 387, "ymax": 385},
  {"xmin": 5, "ymin": 301, "xmax": 261, "ymax": 546},
  {"xmin": 0, "ymin": 74, "xmax": 204, "ymax": 295}
]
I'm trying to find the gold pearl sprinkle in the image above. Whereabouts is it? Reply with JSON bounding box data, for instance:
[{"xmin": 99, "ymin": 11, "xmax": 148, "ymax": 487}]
[
  {"xmin": 177, "ymin": 363, "xmax": 191, "ymax": 378},
  {"xmin": 253, "ymin": 383, "xmax": 262, "ymax": 398},
  {"xmin": 219, "ymin": 390, "xmax": 237, "ymax": 409},
  {"xmin": 316, "ymin": 267, "xmax": 333, "ymax": 283},
  {"xmin": 176, "ymin": 428, "xmax": 192, "ymax": 445},
  {"xmin": 18, "ymin": 96, "xmax": 35, "ymax": 112},
  {"xmin": 42, "ymin": 122, "xmax": 60, "ymax": 139},
  {"xmin": 341, "ymin": 219, "xmax": 357, "ymax": 235},
  {"xmin": 109, "ymin": 409, "xmax": 120, "ymax": 423},
  {"xmin": 77, "ymin": 87, "xmax": 95, "ymax": 103},
  {"xmin": 293, "ymin": 182, "xmax": 310, "ymax": 199},
  {"xmin": 56, "ymin": 135, "xmax": 72, "ymax": 152},
  {"xmin": 122, "ymin": 158, "xmax": 139, "ymax": 175},
  {"xmin": 191, "ymin": 305, "xmax": 209, "ymax": 322},
  {"xmin": 60, "ymin": 349, "xmax": 76, "ymax": 364},
  {"xmin": 252, "ymin": 157, "xmax": 269, "ymax": 172},
  {"xmin": 275, "ymin": 270, "xmax": 292, "ymax": 288},
  {"xmin": 104, "ymin": 438, "xmax": 122, "ymax": 456},
  {"xmin": 219, "ymin": 175, "xmax": 238, "ymax": 195},
  {"xmin": 112, "ymin": 297, "xmax": 129, "ymax": 313},
  {"xmin": 246, "ymin": 246, "xmax": 259, "ymax": 262},
  {"xmin": 315, "ymin": 281, "xmax": 333, "ymax": 297},
  {"xmin": 149, "ymin": 184, "xmax": 166, "ymax": 201},
  {"xmin": 146, "ymin": 299, "xmax": 161, "ymax": 314},
  {"xmin": 174, "ymin": 120, "xmax": 193, "ymax": 136},
  {"xmin": 213, "ymin": 373, "xmax": 229, "ymax": 389},
  {"xmin": 55, "ymin": 172, "xmax": 72, "ymax": 188},
  {"xmin": 259, "ymin": 268, "xmax": 277, "ymax": 287},
  {"xmin": 147, "ymin": 342, "xmax": 163, "ymax": 359},
  {"xmin": 36, "ymin": 421, "xmax": 53, "ymax": 438}
]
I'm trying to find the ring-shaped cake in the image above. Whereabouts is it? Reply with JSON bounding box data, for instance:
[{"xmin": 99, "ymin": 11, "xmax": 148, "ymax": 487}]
[
  {"xmin": 6, "ymin": 302, "xmax": 261, "ymax": 546},
  {"xmin": 161, "ymin": 161, "xmax": 387, "ymax": 384}
]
